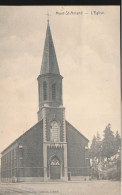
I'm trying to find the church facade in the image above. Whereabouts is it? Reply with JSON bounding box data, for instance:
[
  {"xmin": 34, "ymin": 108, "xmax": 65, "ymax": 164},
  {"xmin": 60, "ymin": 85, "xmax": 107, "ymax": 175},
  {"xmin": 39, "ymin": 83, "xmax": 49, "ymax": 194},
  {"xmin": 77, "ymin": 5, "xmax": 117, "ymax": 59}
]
[{"xmin": 1, "ymin": 21, "xmax": 90, "ymax": 182}]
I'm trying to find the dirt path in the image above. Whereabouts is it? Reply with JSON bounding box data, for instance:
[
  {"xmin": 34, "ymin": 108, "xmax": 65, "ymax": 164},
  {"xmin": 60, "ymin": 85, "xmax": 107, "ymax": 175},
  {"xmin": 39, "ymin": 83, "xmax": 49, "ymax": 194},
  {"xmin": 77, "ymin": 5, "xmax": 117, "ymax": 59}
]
[{"xmin": 0, "ymin": 181, "xmax": 121, "ymax": 195}]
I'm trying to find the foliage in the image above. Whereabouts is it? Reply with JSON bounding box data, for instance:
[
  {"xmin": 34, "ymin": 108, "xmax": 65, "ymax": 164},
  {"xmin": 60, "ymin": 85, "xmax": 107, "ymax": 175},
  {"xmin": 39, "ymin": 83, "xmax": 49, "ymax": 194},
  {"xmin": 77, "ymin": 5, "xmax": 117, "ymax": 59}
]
[
  {"xmin": 90, "ymin": 123, "xmax": 121, "ymax": 160},
  {"xmin": 89, "ymin": 123, "xmax": 121, "ymax": 180},
  {"xmin": 89, "ymin": 132, "xmax": 102, "ymax": 160},
  {"xmin": 106, "ymin": 165, "xmax": 121, "ymax": 181},
  {"xmin": 89, "ymin": 136, "xmax": 97, "ymax": 158},
  {"xmin": 115, "ymin": 131, "xmax": 121, "ymax": 153},
  {"xmin": 102, "ymin": 123, "xmax": 116, "ymax": 158}
]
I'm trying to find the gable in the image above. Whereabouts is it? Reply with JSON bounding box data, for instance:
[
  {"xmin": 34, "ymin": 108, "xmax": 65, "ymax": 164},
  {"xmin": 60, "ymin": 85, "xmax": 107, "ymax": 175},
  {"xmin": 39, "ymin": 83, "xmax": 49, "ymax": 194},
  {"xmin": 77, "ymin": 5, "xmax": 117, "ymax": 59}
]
[
  {"xmin": 66, "ymin": 120, "xmax": 89, "ymax": 143},
  {"xmin": 1, "ymin": 120, "xmax": 43, "ymax": 156}
]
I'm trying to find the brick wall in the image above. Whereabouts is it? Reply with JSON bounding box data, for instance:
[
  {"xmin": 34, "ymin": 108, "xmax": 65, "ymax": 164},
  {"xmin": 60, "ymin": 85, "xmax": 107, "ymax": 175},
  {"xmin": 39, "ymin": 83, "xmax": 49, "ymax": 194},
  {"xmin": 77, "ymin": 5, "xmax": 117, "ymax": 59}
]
[
  {"xmin": 18, "ymin": 120, "xmax": 43, "ymax": 177},
  {"xmin": 1, "ymin": 120, "xmax": 44, "ymax": 180},
  {"xmin": 66, "ymin": 121, "xmax": 89, "ymax": 176}
]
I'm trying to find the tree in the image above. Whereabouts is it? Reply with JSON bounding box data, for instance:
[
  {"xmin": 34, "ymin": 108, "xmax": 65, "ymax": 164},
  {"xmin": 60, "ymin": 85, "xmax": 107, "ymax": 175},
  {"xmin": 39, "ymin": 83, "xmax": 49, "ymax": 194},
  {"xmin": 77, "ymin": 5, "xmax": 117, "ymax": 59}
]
[
  {"xmin": 89, "ymin": 132, "xmax": 102, "ymax": 160},
  {"xmin": 115, "ymin": 131, "xmax": 121, "ymax": 153},
  {"xmin": 89, "ymin": 132, "xmax": 102, "ymax": 179},
  {"xmin": 89, "ymin": 124, "xmax": 121, "ymax": 180},
  {"xmin": 102, "ymin": 123, "xmax": 116, "ymax": 159},
  {"xmin": 89, "ymin": 136, "xmax": 97, "ymax": 159},
  {"xmin": 96, "ymin": 131, "xmax": 101, "ymax": 142}
]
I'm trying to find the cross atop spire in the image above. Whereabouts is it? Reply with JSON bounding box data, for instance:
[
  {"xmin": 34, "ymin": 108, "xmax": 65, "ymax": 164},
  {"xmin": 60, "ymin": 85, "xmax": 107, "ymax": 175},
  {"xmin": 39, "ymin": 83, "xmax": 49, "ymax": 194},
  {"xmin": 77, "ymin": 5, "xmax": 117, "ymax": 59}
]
[{"xmin": 46, "ymin": 12, "xmax": 51, "ymax": 24}]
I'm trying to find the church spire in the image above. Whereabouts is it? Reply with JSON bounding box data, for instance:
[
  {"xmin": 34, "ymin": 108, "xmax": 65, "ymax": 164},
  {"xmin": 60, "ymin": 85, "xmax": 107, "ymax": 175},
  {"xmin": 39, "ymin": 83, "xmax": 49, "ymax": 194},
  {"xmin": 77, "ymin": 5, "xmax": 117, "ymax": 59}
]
[
  {"xmin": 40, "ymin": 21, "xmax": 60, "ymax": 75},
  {"xmin": 37, "ymin": 21, "xmax": 63, "ymax": 112}
]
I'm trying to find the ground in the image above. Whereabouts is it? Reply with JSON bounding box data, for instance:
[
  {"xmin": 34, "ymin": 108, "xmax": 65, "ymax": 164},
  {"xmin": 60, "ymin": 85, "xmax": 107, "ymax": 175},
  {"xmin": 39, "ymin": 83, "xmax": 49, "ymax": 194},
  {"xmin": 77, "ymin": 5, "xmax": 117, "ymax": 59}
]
[{"xmin": 0, "ymin": 181, "xmax": 121, "ymax": 195}]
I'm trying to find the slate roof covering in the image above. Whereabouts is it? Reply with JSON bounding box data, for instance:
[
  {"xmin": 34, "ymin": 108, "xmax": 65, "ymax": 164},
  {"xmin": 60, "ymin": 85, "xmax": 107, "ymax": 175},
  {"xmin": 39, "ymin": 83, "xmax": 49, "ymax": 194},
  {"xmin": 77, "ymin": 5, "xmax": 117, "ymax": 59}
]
[
  {"xmin": 1, "ymin": 120, "xmax": 89, "ymax": 155},
  {"xmin": 1, "ymin": 120, "xmax": 43, "ymax": 155},
  {"xmin": 40, "ymin": 21, "xmax": 60, "ymax": 75},
  {"xmin": 66, "ymin": 121, "xmax": 89, "ymax": 142}
]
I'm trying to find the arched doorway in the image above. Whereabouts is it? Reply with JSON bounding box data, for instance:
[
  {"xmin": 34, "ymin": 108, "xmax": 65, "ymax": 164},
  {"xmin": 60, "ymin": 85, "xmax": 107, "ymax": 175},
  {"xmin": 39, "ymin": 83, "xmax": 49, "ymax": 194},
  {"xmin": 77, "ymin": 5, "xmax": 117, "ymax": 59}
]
[{"xmin": 50, "ymin": 156, "xmax": 61, "ymax": 180}]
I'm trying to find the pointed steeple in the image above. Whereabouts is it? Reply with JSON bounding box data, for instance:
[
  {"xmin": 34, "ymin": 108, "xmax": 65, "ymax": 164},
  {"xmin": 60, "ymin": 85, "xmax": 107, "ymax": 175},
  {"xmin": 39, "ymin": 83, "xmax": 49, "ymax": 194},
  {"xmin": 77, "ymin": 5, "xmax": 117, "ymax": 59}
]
[{"xmin": 40, "ymin": 21, "xmax": 60, "ymax": 75}]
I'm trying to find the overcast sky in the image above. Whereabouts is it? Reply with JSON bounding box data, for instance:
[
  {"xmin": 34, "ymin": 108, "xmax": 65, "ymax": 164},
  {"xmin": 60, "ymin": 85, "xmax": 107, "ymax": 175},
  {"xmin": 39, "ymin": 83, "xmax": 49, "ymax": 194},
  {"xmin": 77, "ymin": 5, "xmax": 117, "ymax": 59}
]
[{"xmin": 0, "ymin": 6, "xmax": 120, "ymax": 153}]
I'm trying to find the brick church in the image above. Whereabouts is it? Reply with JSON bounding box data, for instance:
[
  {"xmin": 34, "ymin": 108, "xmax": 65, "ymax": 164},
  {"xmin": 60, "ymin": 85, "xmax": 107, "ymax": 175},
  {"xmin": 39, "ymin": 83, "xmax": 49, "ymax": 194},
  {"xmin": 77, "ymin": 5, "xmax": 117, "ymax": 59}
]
[{"xmin": 1, "ymin": 20, "xmax": 90, "ymax": 182}]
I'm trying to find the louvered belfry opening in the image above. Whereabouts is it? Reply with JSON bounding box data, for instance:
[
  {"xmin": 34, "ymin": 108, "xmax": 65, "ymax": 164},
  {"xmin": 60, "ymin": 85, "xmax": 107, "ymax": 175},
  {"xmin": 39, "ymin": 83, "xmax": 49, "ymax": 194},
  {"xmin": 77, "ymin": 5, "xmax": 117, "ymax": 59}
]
[
  {"xmin": 43, "ymin": 81, "xmax": 47, "ymax": 101},
  {"xmin": 52, "ymin": 83, "xmax": 56, "ymax": 100}
]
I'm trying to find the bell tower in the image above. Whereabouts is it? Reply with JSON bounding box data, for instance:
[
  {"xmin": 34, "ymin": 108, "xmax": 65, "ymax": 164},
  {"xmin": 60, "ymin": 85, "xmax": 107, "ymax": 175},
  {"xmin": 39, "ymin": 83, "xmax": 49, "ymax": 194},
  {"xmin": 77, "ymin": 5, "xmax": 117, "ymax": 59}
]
[
  {"xmin": 37, "ymin": 20, "xmax": 68, "ymax": 181},
  {"xmin": 37, "ymin": 21, "xmax": 63, "ymax": 113}
]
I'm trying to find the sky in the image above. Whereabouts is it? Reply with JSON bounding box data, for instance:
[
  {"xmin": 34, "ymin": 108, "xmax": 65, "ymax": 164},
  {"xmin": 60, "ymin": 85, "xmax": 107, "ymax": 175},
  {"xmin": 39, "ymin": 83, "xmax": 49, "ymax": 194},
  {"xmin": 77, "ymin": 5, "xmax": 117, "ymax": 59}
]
[{"xmin": 0, "ymin": 6, "xmax": 121, "ymax": 153}]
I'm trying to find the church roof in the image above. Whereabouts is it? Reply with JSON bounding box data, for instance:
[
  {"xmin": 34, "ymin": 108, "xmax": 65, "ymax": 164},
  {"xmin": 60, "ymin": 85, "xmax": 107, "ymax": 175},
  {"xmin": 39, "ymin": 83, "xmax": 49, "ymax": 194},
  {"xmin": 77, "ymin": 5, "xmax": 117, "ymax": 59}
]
[
  {"xmin": 1, "ymin": 120, "xmax": 43, "ymax": 155},
  {"xmin": 66, "ymin": 121, "xmax": 89, "ymax": 142},
  {"xmin": 40, "ymin": 21, "xmax": 60, "ymax": 75}
]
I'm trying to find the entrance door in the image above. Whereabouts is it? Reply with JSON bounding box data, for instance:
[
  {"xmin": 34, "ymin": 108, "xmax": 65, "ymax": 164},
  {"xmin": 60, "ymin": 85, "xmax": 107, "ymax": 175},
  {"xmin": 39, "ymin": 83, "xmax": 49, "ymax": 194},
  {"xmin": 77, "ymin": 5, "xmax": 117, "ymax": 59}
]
[{"xmin": 50, "ymin": 157, "xmax": 61, "ymax": 180}]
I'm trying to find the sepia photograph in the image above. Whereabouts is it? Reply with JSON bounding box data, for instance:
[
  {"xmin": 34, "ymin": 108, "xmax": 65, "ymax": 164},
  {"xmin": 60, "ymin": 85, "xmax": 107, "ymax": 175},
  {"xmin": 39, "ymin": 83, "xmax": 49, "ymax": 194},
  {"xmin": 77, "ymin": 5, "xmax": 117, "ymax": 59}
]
[{"xmin": 0, "ymin": 6, "xmax": 121, "ymax": 195}]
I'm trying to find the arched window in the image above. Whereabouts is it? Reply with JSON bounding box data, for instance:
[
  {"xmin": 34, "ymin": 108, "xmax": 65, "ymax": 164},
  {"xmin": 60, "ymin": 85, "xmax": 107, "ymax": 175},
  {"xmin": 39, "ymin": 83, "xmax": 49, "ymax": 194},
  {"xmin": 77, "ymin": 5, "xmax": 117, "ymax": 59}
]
[
  {"xmin": 43, "ymin": 81, "xmax": 47, "ymax": 100},
  {"xmin": 50, "ymin": 121, "xmax": 60, "ymax": 142},
  {"xmin": 52, "ymin": 83, "xmax": 56, "ymax": 100}
]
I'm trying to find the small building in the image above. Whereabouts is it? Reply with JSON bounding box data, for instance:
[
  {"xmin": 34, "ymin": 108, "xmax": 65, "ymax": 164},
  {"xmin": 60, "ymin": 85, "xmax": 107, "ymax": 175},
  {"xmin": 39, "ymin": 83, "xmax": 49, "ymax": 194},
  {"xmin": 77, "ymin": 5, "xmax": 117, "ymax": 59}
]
[{"xmin": 1, "ymin": 20, "xmax": 89, "ymax": 182}]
